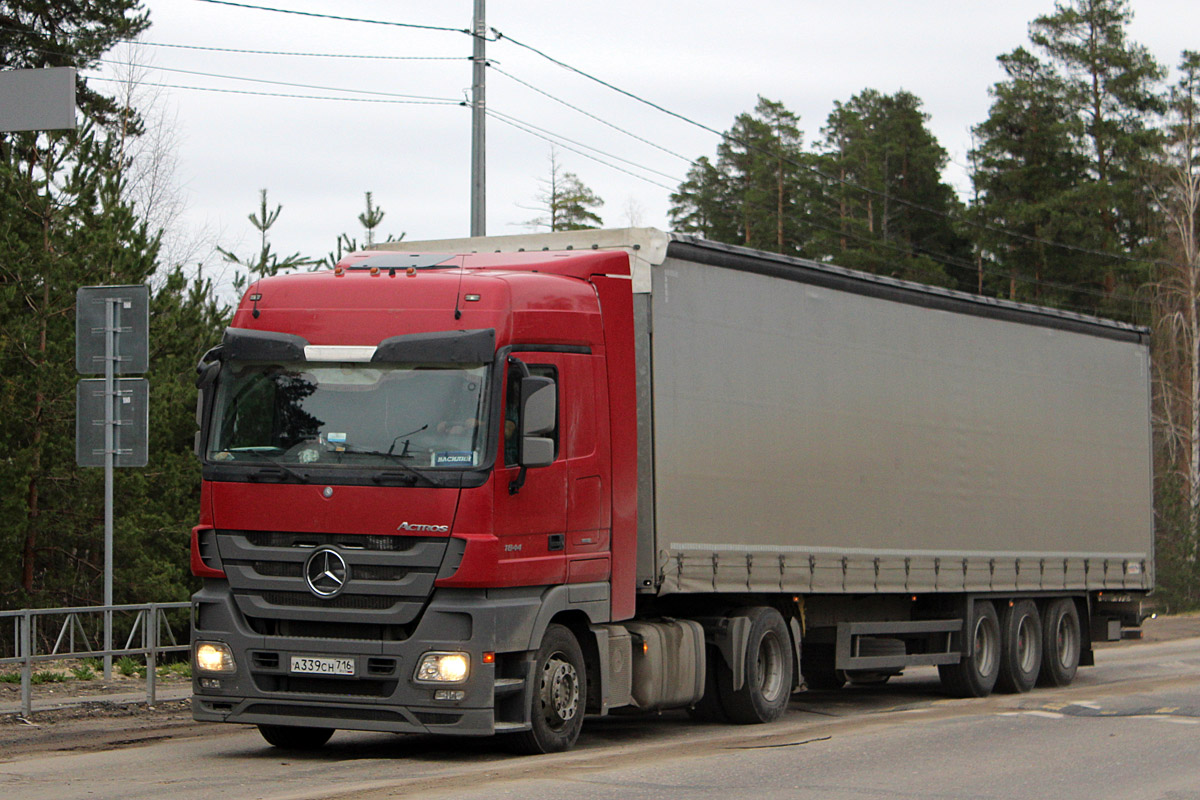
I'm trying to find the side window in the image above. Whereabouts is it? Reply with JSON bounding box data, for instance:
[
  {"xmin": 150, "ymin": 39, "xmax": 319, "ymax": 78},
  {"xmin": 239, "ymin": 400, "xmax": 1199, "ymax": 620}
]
[{"xmin": 504, "ymin": 363, "xmax": 558, "ymax": 466}]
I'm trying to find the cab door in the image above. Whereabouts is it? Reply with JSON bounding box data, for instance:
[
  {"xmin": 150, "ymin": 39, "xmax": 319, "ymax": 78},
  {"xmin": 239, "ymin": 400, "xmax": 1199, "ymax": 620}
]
[{"xmin": 492, "ymin": 351, "xmax": 609, "ymax": 586}]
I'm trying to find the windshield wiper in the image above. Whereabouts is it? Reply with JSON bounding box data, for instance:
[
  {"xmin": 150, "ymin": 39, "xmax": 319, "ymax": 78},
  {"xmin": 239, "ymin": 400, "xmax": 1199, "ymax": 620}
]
[
  {"xmin": 235, "ymin": 451, "xmax": 311, "ymax": 483},
  {"xmin": 333, "ymin": 444, "xmax": 437, "ymax": 486},
  {"xmin": 386, "ymin": 423, "xmax": 430, "ymax": 459}
]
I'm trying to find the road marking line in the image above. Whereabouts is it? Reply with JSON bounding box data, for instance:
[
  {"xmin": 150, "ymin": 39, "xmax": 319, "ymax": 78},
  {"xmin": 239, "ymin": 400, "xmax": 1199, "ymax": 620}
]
[{"xmin": 1023, "ymin": 711, "xmax": 1065, "ymax": 719}]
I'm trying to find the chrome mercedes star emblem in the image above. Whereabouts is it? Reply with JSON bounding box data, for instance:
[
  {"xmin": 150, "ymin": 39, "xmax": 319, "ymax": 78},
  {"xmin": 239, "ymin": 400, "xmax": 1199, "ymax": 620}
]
[{"xmin": 305, "ymin": 548, "xmax": 349, "ymax": 598}]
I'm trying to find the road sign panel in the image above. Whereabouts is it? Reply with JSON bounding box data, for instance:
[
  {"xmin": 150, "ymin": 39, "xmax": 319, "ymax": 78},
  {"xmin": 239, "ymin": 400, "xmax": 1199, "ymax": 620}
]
[
  {"xmin": 0, "ymin": 67, "xmax": 76, "ymax": 132},
  {"xmin": 75, "ymin": 378, "xmax": 149, "ymax": 468},
  {"xmin": 76, "ymin": 285, "xmax": 149, "ymax": 375}
]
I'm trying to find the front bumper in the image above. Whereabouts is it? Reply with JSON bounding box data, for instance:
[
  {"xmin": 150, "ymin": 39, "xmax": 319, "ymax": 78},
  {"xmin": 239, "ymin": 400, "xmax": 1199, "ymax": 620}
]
[{"xmin": 190, "ymin": 584, "xmax": 540, "ymax": 736}]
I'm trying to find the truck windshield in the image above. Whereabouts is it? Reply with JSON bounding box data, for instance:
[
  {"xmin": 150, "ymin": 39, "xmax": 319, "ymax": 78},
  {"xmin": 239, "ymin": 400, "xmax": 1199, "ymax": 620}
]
[{"xmin": 208, "ymin": 361, "xmax": 490, "ymax": 469}]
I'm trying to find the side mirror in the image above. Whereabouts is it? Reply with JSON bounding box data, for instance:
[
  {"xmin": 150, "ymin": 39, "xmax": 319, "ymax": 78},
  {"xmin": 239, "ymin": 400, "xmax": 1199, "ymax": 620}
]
[
  {"xmin": 194, "ymin": 352, "xmax": 221, "ymax": 458},
  {"xmin": 518, "ymin": 376, "xmax": 556, "ymax": 468}
]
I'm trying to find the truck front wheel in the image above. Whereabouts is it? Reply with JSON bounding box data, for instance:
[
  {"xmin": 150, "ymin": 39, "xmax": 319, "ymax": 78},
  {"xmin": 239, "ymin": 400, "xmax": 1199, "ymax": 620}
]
[
  {"xmin": 718, "ymin": 606, "xmax": 793, "ymax": 724},
  {"xmin": 938, "ymin": 601, "xmax": 1000, "ymax": 698},
  {"xmin": 512, "ymin": 623, "xmax": 587, "ymax": 754},
  {"xmin": 257, "ymin": 724, "xmax": 334, "ymax": 750}
]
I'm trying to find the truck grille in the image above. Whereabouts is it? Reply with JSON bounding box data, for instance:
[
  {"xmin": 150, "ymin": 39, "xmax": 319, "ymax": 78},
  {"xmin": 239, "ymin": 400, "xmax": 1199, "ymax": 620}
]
[{"xmin": 215, "ymin": 529, "xmax": 449, "ymax": 626}]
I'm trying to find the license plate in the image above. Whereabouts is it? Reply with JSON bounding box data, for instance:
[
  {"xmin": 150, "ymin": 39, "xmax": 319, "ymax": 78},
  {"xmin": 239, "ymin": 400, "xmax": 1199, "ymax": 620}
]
[{"xmin": 290, "ymin": 656, "xmax": 355, "ymax": 676}]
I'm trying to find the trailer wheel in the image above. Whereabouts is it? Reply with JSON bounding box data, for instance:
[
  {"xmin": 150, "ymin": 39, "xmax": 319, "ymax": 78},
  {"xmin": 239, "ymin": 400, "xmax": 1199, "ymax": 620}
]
[
  {"xmin": 512, "ymin": 623, "xmax": 586, "ymax": 754},
  {"xmin": 938, "ymin": 601, "xmax": 1000, "ymax": 698},
  {"xmin": 257, "ymin": 724, "xmax": 334, "ymax": 750},
  {"xmin": 1038, "ymin": 598, "xmax": 1081, "ymax": 687},
  {"xmin": 717, "ymin": 607, "xmax": 793, "ymax": 724},
  {"xmin": 997, "ymin": 599, "xmax": 1042, "ymax": 693}
]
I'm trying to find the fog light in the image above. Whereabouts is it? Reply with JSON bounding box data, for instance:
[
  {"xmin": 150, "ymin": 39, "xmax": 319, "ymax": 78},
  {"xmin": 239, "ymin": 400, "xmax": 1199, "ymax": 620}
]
[
  {"xmin": 434, "ymin": 689, "xmax": 466, "ymax": 701},
  {"xmin": 195, "ymin": 641, "xmax": 236, "ymax": 673},
  {"xmin": 199, "ymin": 677, "xmax": 222, "ymax": 690},
  {"xmin": 415, "ymin": 652, "xmax": 469, "ymax": 683}
]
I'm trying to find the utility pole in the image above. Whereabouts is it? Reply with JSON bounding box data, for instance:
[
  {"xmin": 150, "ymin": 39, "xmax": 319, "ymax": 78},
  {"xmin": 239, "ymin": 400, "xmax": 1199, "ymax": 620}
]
[{"xmin": 470, "ymin": 0, "xmax": 486, "ymax": 236}]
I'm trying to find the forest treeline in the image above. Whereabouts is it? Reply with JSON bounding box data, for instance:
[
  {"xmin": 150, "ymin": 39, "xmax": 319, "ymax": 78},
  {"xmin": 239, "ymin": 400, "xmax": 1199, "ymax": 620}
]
[{"xmin": 2, "ymin": 0, "xmax": 1199, "ymax": 611}]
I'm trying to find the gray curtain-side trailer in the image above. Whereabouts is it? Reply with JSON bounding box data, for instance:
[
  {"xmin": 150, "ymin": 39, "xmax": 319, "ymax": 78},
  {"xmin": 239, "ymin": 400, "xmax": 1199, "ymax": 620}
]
[{"xmin": 380, "ymin": 227, "xmax": 1153, "ymax": 718}]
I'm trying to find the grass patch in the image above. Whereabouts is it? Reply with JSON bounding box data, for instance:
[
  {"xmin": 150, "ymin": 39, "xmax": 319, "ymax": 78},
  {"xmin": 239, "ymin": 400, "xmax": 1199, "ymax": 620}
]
[
  {"xmin": 116, "ymin": 656, "xmax": 141, "ymax": 677},
  {"xmin": 0, "ymin": 673, "xmax": 19, "ymax": 684},
  {"xmin": 71, "ymin": 664, "xmax": 97, "ymax": 681},
  {"xmin": 31, "ymin": 670, "xmax": 69, "ymax": 685}
]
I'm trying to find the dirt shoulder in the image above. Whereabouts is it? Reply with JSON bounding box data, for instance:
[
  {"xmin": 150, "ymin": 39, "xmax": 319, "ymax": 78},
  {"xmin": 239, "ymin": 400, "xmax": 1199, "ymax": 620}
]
[{"xmin": 1103, "ymin": 610, "xmax": 1200, "ymax": 644}]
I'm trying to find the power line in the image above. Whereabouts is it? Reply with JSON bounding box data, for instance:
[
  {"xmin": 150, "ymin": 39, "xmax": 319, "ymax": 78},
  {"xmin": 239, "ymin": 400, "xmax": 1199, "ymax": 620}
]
[
  {"xmin": 120, "ymin": 38, "xmax": 465, "ymax": 61},
  {"xmin": 489, "ymin": 65, "xmax": 695, "ymax": 165},
  {"xmin": 190, "ymin": 0, "xmax": 469, "ymax": 34},
  {"xmin": 491, "ymin": 27, "xmax": 1168, "ymax": 270},
  {"xmin": 487, "ymin": 108, "xmax": 683, "ymax": 184},
  {"xmin": 97, "ymin": 58, "xmax": 459, "ymax": 103},
  {"xmin": 87, "ymin": 76, "xmax": 463, "ymax": 106},
  {"xmin": 486, "ymin": 111, "xmax": 676, "ymax": 191}
]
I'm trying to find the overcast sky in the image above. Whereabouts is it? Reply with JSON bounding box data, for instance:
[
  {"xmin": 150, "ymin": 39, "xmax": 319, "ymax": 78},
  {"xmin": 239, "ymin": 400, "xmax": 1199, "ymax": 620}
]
[{"xmin": 92, "ymin": 0, "xmax": 1199, "ymax": 286}]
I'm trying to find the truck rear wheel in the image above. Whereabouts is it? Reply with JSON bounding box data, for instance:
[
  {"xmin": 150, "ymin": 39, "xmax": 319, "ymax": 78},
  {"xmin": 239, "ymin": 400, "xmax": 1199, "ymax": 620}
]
[
  {"xmin": 511, "ymin": 623, "xmax": 586, "ymax": 754},
  {"xmin": 1039, "ymin": 598, "xmax": 1081, "ymax": 687},
  {"xmin": 257, "ymin": 724, "xmax": 334, "ymax": 750},
  {"xmin": 717, "ymin": 607, "xmax": 793, "ymax": 724},
  {"xmin": 938, "ymin": 601, "xmax": 1000, "ymax": 698},
  {"xmin": 997, "ymin": 599, "xmax": 1042, "ymax": 693}
]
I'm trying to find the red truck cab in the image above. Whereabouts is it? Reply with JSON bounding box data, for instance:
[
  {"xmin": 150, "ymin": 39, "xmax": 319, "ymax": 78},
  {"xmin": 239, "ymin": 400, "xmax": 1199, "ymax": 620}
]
[{"xmin": 190, "ymin": 248, "xmax": 637, "ymax": 753}]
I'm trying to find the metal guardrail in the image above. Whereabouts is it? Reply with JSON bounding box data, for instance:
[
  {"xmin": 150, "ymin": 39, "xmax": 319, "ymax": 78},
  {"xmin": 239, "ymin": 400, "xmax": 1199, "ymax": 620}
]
[{"xmin": 1, "ymin": 602, "xmax": 191, "ymax": 717}]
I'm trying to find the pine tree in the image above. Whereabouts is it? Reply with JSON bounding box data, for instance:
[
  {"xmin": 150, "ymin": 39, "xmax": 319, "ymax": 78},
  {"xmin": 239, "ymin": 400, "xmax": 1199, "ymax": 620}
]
[
  {"xmin": 218, "ymin": 189, "xmax": 316, "ymax": 288},
  {"xmin": 669, "ymin": 156, "xmax": 734, "ymax": 241},
  {"xmin": 971, "ymin": 48, "xmax": 1089, "ymax": 305},
  {"xmin": 524, "ymin": 149, "xmax": 604, "ymax": 231},
  {"xmin": 813, "ymin": 89, "xmax": 968, "ymax": 286},
  {"xmin": 971, "ymin": 0, "xmax": 1164, "ymax": 319}
]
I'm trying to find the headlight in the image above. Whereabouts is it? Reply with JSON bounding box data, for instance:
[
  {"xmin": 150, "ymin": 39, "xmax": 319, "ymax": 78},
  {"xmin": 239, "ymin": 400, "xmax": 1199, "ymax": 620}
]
[
  {"xmin": 195, "ymin": 641, "xmax": 237, "ymax": 673},
  {"xmin": 415, "ymin": 652, "xmax": 469, "ymax": 683}
]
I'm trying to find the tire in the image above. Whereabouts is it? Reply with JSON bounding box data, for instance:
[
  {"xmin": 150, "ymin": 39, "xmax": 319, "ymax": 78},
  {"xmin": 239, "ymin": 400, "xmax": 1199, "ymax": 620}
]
[
  {"xmin": 800, "ymin": 642, "xmax": 846, "ymax": 690},
  {"xmin": 1039, "ymin": 598, "xmax": 1081, "ymax": 687},
  {"xmin": 511, "ymin": 624, "xmax": 587, "ymax": 754},
  {"xmin": 257, "ymin": 724, "xmax": 334, "ymax": 750},
  {"xmin": 997, "ymin": 599, "xmax": 1043, "ymax": 693},
  {"xmin": 686, "ymin": 645, "xmax": 730, "ymax": 722},
  {"xmin": 938, "ymin": 601, "xmax": 1000, "ymax": 698},
  {"xmin": 717, "ymin": 607, "xmax": 793, "ymax": 724}
]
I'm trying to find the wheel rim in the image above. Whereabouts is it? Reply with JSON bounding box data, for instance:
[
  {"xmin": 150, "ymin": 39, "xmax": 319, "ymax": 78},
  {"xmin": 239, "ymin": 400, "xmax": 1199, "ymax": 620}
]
[
  {"xmin": 974, "ymin": 615, "xmax": 998, "ymax": 677},
  {"xmin": 1015, "ymin": 614, "xmax": 1036, "ymax": 674},
  {"xmin": 539, "ymin": 652, "xmax": 579, "ymax": 730},
  {"xmin": 1054, "ymin": 612, "xmax": 1079, "ymax": 670},
  {"xmin": 755, "ymin": 631, "xmax": 786, "ymax": 703}
]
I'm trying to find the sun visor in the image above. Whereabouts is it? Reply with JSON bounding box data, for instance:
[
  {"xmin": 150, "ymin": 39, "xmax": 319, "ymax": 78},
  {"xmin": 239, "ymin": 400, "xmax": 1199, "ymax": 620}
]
[
  {"xmin": 221, "ymin": 327, "xmax": 309, "ymax": 361},
  {"xmin": 372, "ymin": 329, "xmax": 496, "ymax": 364}
]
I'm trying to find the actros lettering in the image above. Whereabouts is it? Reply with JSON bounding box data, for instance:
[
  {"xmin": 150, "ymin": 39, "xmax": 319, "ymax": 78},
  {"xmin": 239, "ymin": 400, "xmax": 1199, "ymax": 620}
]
[{"xmin": 397, "ymin": 522, "xmax": 450, "ymax": 532}]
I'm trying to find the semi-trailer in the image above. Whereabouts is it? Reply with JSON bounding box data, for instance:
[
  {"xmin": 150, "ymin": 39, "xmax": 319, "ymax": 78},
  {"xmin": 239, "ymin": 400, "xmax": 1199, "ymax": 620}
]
[{"xmin": 190, "ymin": 228, "xmax": 1153, "ymax": 753}]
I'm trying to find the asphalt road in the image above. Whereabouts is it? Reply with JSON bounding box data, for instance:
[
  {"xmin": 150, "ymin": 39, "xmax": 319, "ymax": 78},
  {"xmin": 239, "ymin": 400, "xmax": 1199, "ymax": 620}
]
[{"xmin": 3, "ymin": 637, "xmax": 1200, "ymax": 800}]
